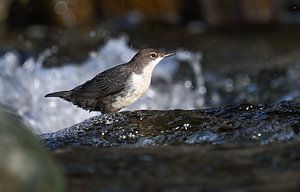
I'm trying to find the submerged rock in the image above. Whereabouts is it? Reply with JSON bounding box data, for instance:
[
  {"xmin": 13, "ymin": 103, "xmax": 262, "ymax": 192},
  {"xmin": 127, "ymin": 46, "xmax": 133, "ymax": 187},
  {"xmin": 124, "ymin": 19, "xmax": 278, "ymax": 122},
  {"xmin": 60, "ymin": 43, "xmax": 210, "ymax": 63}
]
[
  {"xmin": 41, "ymin": 101, "xmax": 300, "ymax": 150},
  {"xmin": 0, "ymin": 107, "xmax": 65, "ymax": 192}
]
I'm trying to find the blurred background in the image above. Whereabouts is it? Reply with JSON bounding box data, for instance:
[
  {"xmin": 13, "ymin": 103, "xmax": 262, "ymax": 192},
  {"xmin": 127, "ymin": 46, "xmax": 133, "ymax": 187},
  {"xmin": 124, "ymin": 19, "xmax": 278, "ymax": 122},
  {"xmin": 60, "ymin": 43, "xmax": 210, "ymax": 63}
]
[
  {"xmin": 1, "ymin": 0, "xmax": 300, "ymax": 133},
  {"xmin": 2, "ymin": 0, "xmax": 300, "ymax": 67}
]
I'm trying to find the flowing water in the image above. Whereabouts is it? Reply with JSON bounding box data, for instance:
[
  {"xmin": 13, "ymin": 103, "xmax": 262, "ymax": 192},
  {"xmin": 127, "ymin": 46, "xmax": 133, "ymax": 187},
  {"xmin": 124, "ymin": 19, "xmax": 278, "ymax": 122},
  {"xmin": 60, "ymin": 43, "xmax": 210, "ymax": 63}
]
[
  {"xmin": 0, "ymin": 35, "xmax": 300, "ymax": 134},
  {"xmin": 0, "ymin": 36, "xmax": 204, "ymax": 133},
  {"xmin": 1, "ymin": 32, "xmax": 299, "ymax": 192}
]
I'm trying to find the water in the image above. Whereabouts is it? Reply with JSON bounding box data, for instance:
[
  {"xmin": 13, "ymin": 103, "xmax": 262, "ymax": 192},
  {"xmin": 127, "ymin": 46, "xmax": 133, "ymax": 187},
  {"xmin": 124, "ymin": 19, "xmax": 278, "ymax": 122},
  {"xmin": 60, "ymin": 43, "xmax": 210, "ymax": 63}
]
[
  {"xmin": 0, "ymin": 35, "xmax": 300, "ymax": 134},
  {"xmin": 0, "ymin": 36, "xmax": 204, "ymax": 133}
]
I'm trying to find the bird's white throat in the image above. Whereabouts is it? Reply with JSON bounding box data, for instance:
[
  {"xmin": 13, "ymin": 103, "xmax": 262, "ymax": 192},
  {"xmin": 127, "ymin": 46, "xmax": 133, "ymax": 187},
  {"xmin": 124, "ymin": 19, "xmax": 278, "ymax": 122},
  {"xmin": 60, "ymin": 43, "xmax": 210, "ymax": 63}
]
[
  {"xmin": 130, "ymin": 57, "xmax": 163, "ymax": 92},
  {"xmin": 142, "ymin": 57, "xmax": 163, "ymax": 76}
]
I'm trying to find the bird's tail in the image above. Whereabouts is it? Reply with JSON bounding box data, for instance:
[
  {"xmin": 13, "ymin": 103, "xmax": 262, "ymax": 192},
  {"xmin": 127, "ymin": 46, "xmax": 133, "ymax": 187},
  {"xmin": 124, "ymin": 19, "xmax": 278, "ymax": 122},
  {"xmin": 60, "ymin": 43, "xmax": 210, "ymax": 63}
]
[{"xmin": 45, "ymin": 91, "xmax": 71, "ymax": 99}]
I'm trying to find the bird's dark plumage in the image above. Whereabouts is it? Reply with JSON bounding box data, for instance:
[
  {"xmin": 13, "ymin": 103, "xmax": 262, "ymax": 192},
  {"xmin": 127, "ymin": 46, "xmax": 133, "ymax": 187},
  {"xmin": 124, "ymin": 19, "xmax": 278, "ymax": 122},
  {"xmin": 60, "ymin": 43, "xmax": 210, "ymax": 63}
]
[
  {"xmin": 45, "ymin": 48, "xmax": 175, "ymax": 113},
  {"xmin": 73, "ymin": 65, "xmax": 130, "ymax": 98}
]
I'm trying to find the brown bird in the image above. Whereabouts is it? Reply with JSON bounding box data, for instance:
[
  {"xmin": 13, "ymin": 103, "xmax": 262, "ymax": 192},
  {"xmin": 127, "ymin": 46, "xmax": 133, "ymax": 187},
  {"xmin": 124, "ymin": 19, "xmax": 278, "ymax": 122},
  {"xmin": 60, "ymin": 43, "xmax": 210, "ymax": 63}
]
[{"xmin": 45, "ymin": 48, "xmax": 175, "ymax": 113}]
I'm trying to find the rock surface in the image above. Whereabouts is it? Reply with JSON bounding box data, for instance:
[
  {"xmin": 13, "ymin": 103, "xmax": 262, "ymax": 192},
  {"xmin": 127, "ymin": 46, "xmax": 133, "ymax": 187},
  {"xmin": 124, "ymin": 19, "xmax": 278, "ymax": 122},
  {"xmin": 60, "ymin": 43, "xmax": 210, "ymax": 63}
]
[
  {"xmin": 41, "ymin": 101, "xmax": 300, "ymax": 150},
  {"xmin": 0, "ymin": 107, "xmax": 65, "ymax": 192},
  {"xmin": 41, "ymin": 101, "xmax": 300, "ymax": 191}
]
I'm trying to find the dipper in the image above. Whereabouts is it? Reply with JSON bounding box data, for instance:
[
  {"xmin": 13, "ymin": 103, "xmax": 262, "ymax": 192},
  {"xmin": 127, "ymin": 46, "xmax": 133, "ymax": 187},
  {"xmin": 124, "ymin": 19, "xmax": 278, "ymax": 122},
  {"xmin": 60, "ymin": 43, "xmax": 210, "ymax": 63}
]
[{"xmin": 45, "ymin": 48, "xmax": 175, "ymax": 113}]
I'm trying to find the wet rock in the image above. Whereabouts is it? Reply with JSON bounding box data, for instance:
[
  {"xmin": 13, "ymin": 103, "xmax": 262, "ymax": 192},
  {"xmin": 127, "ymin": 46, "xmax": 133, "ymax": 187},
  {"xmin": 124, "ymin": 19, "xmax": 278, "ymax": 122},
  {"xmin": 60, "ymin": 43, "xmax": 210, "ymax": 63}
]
[
  {"xmin": 41, "ymin": 101, "xmax": 300, "ymax": 150},
  {"xmin": 0, "ymin": 106, "xmax": 65, "ymax": 192},
  {"xmin": 40, "ymin": 101, "xmax": 300, "ymax": 191}
]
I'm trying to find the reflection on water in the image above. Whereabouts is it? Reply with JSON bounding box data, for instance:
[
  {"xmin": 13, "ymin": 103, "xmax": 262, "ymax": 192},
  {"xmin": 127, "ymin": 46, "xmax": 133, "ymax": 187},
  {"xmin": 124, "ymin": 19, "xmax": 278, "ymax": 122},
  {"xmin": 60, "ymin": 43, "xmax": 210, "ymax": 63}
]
[{"xmin": 0, "ymin": 36, "xmax": 204, "ymax": 133}]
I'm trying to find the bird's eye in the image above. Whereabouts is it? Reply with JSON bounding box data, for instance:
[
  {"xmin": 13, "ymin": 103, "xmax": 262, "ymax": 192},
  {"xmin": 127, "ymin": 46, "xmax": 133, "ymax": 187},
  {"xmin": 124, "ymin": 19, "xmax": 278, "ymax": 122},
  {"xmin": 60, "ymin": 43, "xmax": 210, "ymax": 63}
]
[{"xmin": 150, "ymin": 52, "xmax": 158, "ymax": 58}]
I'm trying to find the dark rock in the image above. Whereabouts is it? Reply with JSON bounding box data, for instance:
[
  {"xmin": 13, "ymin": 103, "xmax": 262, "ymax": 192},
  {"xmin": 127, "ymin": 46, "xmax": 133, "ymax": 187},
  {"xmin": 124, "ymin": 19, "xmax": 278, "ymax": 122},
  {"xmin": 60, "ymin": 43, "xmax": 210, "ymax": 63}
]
[
  {"xmin": 40, "ymin": 101, "xmax": 300, "ymax": 191},
  {"xmin": 41, "ymin": 101, "xmax": 300, "ymax": 150},
  {"xmin": 0, "ymin": 106, "xmax": 65, "ymax": 192}
]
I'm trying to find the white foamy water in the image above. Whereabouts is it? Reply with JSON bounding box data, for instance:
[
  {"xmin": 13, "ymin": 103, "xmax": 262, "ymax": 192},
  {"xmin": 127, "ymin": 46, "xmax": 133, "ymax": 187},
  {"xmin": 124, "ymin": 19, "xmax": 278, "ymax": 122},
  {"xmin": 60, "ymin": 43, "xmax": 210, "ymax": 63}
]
[{"xmin": 0, "ymin": 36, "xmax": 204, "ymax": 133}]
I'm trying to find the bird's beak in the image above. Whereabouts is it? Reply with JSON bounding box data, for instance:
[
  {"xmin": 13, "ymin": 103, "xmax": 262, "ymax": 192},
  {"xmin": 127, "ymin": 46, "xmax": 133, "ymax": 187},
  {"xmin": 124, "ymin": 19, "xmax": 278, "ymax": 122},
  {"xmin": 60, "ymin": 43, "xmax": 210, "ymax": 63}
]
[{"xmin": 163, "ymin": 51, "xmax": 175, "ymax": 58}]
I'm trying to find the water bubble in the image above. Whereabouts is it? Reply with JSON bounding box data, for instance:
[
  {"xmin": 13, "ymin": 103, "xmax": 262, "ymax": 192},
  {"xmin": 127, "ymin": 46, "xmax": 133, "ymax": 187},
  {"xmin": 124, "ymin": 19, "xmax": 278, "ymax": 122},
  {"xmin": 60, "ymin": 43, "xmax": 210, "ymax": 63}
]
[
  {"xmin": 184, "ymin": 80, "xmax": 192, "ymax": 88},
  {"xmin": 89, "ymin": 31, "xmax": 97, "ymax": 38},
  {"xmin": 51, "ymin": 46, "xmax": 59, "ymax": 53},
  {"xmin": 4, "ymin": 52, "xmax": 18, "ymax": 64},
  {"xmin": 55, "ymin": 1, "xmax": 68, "ymax": 15}
]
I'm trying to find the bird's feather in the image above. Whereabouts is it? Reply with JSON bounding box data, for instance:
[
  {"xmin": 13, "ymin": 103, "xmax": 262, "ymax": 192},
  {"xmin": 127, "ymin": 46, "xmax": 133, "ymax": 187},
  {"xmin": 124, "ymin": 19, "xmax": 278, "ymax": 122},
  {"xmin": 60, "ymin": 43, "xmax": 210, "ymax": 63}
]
[{"xmin": 71, "ymin": 65, "xmax": 131, "ymax": 98}]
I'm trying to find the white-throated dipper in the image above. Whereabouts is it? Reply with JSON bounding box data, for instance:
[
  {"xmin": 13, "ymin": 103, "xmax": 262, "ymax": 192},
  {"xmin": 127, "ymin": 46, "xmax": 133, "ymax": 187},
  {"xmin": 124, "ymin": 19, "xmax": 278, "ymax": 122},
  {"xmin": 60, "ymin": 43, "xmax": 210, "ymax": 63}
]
[{"xmin": 45, "ymin": 48, "xmax": 175, "ymax": 112}]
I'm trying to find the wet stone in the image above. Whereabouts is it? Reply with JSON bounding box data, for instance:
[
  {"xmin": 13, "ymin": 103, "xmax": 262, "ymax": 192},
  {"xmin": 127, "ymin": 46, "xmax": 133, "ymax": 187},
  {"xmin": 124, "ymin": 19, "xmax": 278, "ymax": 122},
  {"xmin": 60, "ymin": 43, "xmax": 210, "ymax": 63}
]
[
  {"xmin": 41, "ymin": 101, "xmax": 300, "ymax": 150},
  {"xmin": 0, "ymin": 106, "xmax": 65, "ymax": 192}
]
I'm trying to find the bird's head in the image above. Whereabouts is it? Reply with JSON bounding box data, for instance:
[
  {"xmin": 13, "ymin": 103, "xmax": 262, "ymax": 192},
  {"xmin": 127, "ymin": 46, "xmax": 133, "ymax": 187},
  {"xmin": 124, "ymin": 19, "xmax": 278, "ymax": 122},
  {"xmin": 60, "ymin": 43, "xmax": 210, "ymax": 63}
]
[{"xmin": 131, "ymin": 48, "xmax": 175, "ymax": 74}]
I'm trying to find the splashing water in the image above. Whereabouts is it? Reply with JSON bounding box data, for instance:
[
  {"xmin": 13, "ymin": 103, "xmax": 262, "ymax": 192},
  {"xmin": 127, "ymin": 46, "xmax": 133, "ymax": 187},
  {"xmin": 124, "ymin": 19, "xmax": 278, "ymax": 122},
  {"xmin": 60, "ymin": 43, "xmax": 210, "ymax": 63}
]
[{"xmin": 0, "ymin": 36, "xmax": 204, "ymax": 133}]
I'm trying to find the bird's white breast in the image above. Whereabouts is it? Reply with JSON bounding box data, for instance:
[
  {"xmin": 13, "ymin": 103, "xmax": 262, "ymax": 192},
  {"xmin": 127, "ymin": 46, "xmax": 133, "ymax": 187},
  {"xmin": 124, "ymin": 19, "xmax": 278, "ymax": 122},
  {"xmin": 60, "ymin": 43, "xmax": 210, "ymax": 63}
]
[
  {"xmin": 129, "ymin": 58, "xmax": 162, "ymax": 96},
  {"xmin": 111, "ymin": 58, "xmax": 162, "ymax": 110}
]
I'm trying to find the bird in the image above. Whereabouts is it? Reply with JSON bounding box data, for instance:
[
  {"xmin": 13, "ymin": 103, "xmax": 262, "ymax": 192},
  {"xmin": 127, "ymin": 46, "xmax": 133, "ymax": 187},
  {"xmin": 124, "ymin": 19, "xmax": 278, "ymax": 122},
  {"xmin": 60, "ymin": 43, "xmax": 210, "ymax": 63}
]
[{"xmin": 45, "ymin": 48, "xmax": 175, "ymax": 113}]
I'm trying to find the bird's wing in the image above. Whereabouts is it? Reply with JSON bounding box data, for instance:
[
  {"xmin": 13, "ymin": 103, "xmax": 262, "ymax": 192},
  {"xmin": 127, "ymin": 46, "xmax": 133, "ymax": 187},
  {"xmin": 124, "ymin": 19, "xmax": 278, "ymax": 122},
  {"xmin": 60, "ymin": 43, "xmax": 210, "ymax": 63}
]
[{"xmin": 73, "ymin": 65, "xmax": 130, "ymax": 98}]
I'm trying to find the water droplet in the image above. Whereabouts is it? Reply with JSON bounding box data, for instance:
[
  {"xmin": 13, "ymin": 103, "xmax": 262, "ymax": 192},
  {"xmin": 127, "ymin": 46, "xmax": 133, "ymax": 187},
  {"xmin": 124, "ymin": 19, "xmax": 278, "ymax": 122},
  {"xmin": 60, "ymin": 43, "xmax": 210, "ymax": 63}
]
[
  {"xmin": 184, "ymin": 80, "xmax": 192, "ymax": 88},
  {"xmin": 89, "ymin": 31, "xmax": 97, "ymax": 38},
  {"xmin": 55, "ymin": 1, "xmax": 68, "ymax": 15}
]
